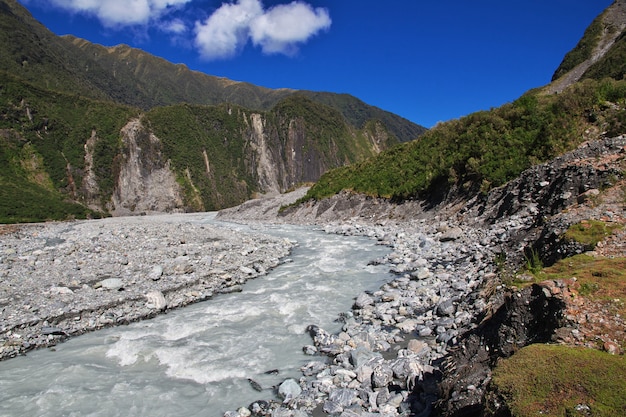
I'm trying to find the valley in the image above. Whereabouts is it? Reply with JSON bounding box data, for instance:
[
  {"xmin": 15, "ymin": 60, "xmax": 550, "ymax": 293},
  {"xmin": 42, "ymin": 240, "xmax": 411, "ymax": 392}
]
[{"xmin": 1, "ymin": 0, "xmax": 626, "ymax": 416}]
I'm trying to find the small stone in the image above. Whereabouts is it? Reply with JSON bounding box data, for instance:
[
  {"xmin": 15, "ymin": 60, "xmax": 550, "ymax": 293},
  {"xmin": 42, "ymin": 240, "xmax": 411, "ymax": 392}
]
[
  {"xmin": 439, "ymin": 227, "xmax": 463, "ymax": 242},
  {"xmin": 41, "ymin": 326, "xmax": 65, "ymax": 336},
  {"xmin": 603, "ymin": 340, "xmax": 621, "ymax": 355},
  {"xmin": 437, "ymin": 300, "xmax": 456, "ymax": 317},
  {"xmin": 239, "ymin": 266, "xmax": 256, "ymax": 275},
  {"xmin": 350, "ymin": 347, "xmax": 381, "ymax": 368},
  {"xmin": 302, "ymin": 345, "xmax": 317, "ymax": 355},
  {"xmin": 407, "ymin": 339, "xmax": 429, "ymax": 354},
  {"xmin": 49, "ymin": 286, "xmax": 73, "ymax": 295},
  {"xmin": 354, "ymin": 293, "xmax": 374, "ymax": 308},
  {"xmin": 328, "ymin": 388, "xmax": 357, "ymax": 408},
  {"xmin": 98, "ymin": 278, "xmax": 124, "ymax": 291},
  {"xmin": 148, "ymin": 265, "xmax": 163, "ymax": 281},
  {"xmin": 237, "ymin": 407, "xmax": 251, "ymax": 417},
  {"xmin": 145, "ymin": 291, "xmax": 167, "ymax": 311},
  {"xmin": 418, "ymin": 326, "xmax": 433, "ymax": 337},
  {"xmin": 371, "ymin": 364, "xmax": 393, "ymax": 388}
]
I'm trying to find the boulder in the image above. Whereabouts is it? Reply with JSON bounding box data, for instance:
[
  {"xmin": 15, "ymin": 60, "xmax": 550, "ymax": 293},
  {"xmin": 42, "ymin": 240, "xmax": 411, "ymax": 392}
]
[
  {"xmin": 145, "ymin": 291, "xmax": 167, "ymax": 310},
  {"xmin": 148, "ymin": 265, "xmax": 163, "ymax": 281},
  {"xmin": 437, "ymin": 299, "xmax": 456, "ymax": 317},
  {"xmin": 439, "ymin": 227, "xmax": 463, "ymax": 242},
  {"xmin": 371, "ymin": 364, "xmax": 394, "ymax": 388},
  {"xmin": 278, "ymin": 378, "xmax": 301, "ymax": 401}
]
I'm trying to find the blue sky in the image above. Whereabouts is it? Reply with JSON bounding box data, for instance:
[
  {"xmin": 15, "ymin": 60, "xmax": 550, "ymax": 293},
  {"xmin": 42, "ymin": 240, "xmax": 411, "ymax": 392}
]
[{"xmin": 19, "ymin": 0, "xmax": 613, "ymax": 128}]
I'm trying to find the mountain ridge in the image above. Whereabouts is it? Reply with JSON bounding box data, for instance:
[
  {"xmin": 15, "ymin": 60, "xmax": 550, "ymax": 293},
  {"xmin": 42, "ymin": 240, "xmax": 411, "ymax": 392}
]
[
  {"xmin": 548, "ymin": 0, "xmax": 626, "ymax": 93},
  {"xmin": 0, "ymin": 0, "xmax": 425, "ymax": 142}
]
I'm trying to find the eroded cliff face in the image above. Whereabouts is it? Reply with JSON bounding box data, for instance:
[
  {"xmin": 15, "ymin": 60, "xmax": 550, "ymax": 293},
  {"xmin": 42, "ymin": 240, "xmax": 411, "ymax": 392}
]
[
  {"xmin": 110, "ymin": 119, "xmax": 185, "ymax": 215},
  {"xmin": 248, "ymin": 113, "xmax": 282, "ymax": 193},
  {"xmin": 70, "ymin": 103, "xmax": 392, "ymax": 217},
  {"xmin": 245, "ymin": 112, "xmax": 328, "ymax": 194},
  {"xmin": 244, "ymin": 109, "xmax": 379, "ymax": 196}
]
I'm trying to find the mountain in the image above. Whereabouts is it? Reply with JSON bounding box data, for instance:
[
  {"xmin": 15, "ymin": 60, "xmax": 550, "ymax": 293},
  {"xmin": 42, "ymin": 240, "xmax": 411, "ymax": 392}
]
[
  {"xmin": 0, "ymin": 0, "xmax": 424, "ymax": 143},
  {"xmin": 548, "ymin": 0, "xmax": 626, "ymax": 93},
  {"xmin": 0, "ymin": 0, "xmax": 426, "ymax": 223}
]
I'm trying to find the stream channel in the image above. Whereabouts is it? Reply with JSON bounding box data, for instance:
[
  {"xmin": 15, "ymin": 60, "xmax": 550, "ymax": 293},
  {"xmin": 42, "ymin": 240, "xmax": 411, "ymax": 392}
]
[{"xmin": 0, "ymin": 217, "xmax": 394, "ymax": 416}]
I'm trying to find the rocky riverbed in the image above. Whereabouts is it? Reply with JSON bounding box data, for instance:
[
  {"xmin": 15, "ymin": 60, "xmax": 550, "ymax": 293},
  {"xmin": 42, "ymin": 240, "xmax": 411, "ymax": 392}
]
[
  {"xmin": 2, "ymin": 136, "xmax": 624, "ymax": 416},
  {"xmin": 0, "ymin": 213, "xmax": 293, "ymax": 360},
  {"xmin": 218, "ymin": 204, "xmax": 501, "ymax": 417},
  {"xmin": 215, "ymin": 136, "xmax": 626, "ymax": 416}
]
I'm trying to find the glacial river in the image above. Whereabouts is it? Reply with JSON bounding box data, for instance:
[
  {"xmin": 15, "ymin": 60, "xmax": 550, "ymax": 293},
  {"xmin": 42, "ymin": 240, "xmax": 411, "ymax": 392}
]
[{"xmin": 0, "ymin": 218, "xmax": 393, "ymax": 416}]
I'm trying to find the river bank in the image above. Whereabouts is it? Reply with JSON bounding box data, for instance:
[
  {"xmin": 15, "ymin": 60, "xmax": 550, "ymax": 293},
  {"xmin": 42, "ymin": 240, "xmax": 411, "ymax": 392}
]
[
  {"xmin": 214, "ymin": 136, "xmax": 626, "ymax": 416},
  {"xmin": 0, "ymin": 213, "xmax": 293, "ymax": 361},
  {"xmin": 0, "ymin": 190, "xmax": 498, "ymax": 416},
  {"xmin": 218, "ymin": 191, "xmax": 502, "ymax": 417}
]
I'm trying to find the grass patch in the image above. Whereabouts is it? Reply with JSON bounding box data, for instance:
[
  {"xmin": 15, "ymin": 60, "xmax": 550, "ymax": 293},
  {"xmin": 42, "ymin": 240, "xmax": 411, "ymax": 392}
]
[
  {"xmin": 563, "ymin": 220, "xmax": 623, "ymax": 248},
  {"xmin": 534, "ymin": 254, "xmax": 626, "ymax": 316},
  {"xmin": 523, "ymin": 248, "xmax": 543, "ymax": 275},
  {"xmin": 491, "ymin": 344, "xmax": 626, "ymax": 417}
]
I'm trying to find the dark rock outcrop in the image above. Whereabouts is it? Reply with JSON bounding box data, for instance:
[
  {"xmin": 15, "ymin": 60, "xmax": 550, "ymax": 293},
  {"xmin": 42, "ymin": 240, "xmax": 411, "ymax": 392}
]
[{"xmin": 434, "ymin": 283, "xmax": 568, "ymax": 417}]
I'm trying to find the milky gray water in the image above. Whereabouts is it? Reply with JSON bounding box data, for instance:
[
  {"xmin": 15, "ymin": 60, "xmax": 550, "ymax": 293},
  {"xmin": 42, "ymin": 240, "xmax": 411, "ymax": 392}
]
[{"xmin": 0, "ymin": 218, "xmax": 392, "ymax": 417}]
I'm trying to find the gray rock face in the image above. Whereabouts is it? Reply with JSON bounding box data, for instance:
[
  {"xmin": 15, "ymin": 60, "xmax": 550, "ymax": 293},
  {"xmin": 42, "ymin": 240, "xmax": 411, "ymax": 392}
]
[{"xmin": 110, "ymin": 119, "xmax": 185, "ymax": 216}]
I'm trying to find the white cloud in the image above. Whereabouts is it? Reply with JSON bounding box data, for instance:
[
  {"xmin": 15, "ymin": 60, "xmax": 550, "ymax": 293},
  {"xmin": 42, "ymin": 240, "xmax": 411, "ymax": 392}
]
[
  {"xmin": 249, "ymin": 2, "xmax": 331, "ymax": 55},
  {"xmin": 194, "ymin": 0, "xmax": 331, "ymax": 60},
  {"xmin": 194, "ymin": 0, "xmax": 263, "ymax": 60},
  {"xmin": 162, "ymin": 18, "xmax": 187, "ymax": 34},
  {"xmin": 48, "ymin": 0, "xmax": 192, "ymax": 27}
]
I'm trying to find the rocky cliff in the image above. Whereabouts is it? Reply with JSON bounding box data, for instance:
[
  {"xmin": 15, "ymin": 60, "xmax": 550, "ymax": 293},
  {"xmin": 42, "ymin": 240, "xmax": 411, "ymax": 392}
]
[{"xmin": 0, "ymin": 70, "xmax": 401, "ymax": 221}]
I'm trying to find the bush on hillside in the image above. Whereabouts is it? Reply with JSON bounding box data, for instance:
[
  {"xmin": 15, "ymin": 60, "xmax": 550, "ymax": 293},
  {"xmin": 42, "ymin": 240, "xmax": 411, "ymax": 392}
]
[{"xmin": 304, "ymin": 78, "xmax": 626, "ymax": 203}]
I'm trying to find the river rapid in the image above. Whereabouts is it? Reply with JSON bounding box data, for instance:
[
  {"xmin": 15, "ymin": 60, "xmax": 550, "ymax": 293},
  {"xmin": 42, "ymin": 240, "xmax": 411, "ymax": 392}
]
[{"xmin": 0, "ymin": 218, "xmax": 393, "ymax": 417}]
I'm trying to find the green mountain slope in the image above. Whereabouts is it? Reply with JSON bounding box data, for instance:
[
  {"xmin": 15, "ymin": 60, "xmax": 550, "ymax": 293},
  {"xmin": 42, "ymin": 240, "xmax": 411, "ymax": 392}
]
[
  {"xmin": 0, "ymin": 0, "xmax": 425, "ymax": 222},
  {"xmin": 0, "ymin": 0, "xmax": 113, "ymax": 101},
  {"xmin": 0, "ymin": 72, "xmax": 140, "ymax": 222},
  {"xmin": 304, "ymin": 79, "xmax": 626, "ymax": 203},
  {"xmin": 62, "ymin": 36, "xmax": 293, "ymax": 113},
  {"xmin": 0, "ymin": 0, "xmax": 425, "ymax": 143},
  {"xmin": 552, "ymin": 1, "xmax": 626, "ymax": 85},
  {"xmin": 0, "ymin": 71, "xmax": 399, "ymax": 222}
]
